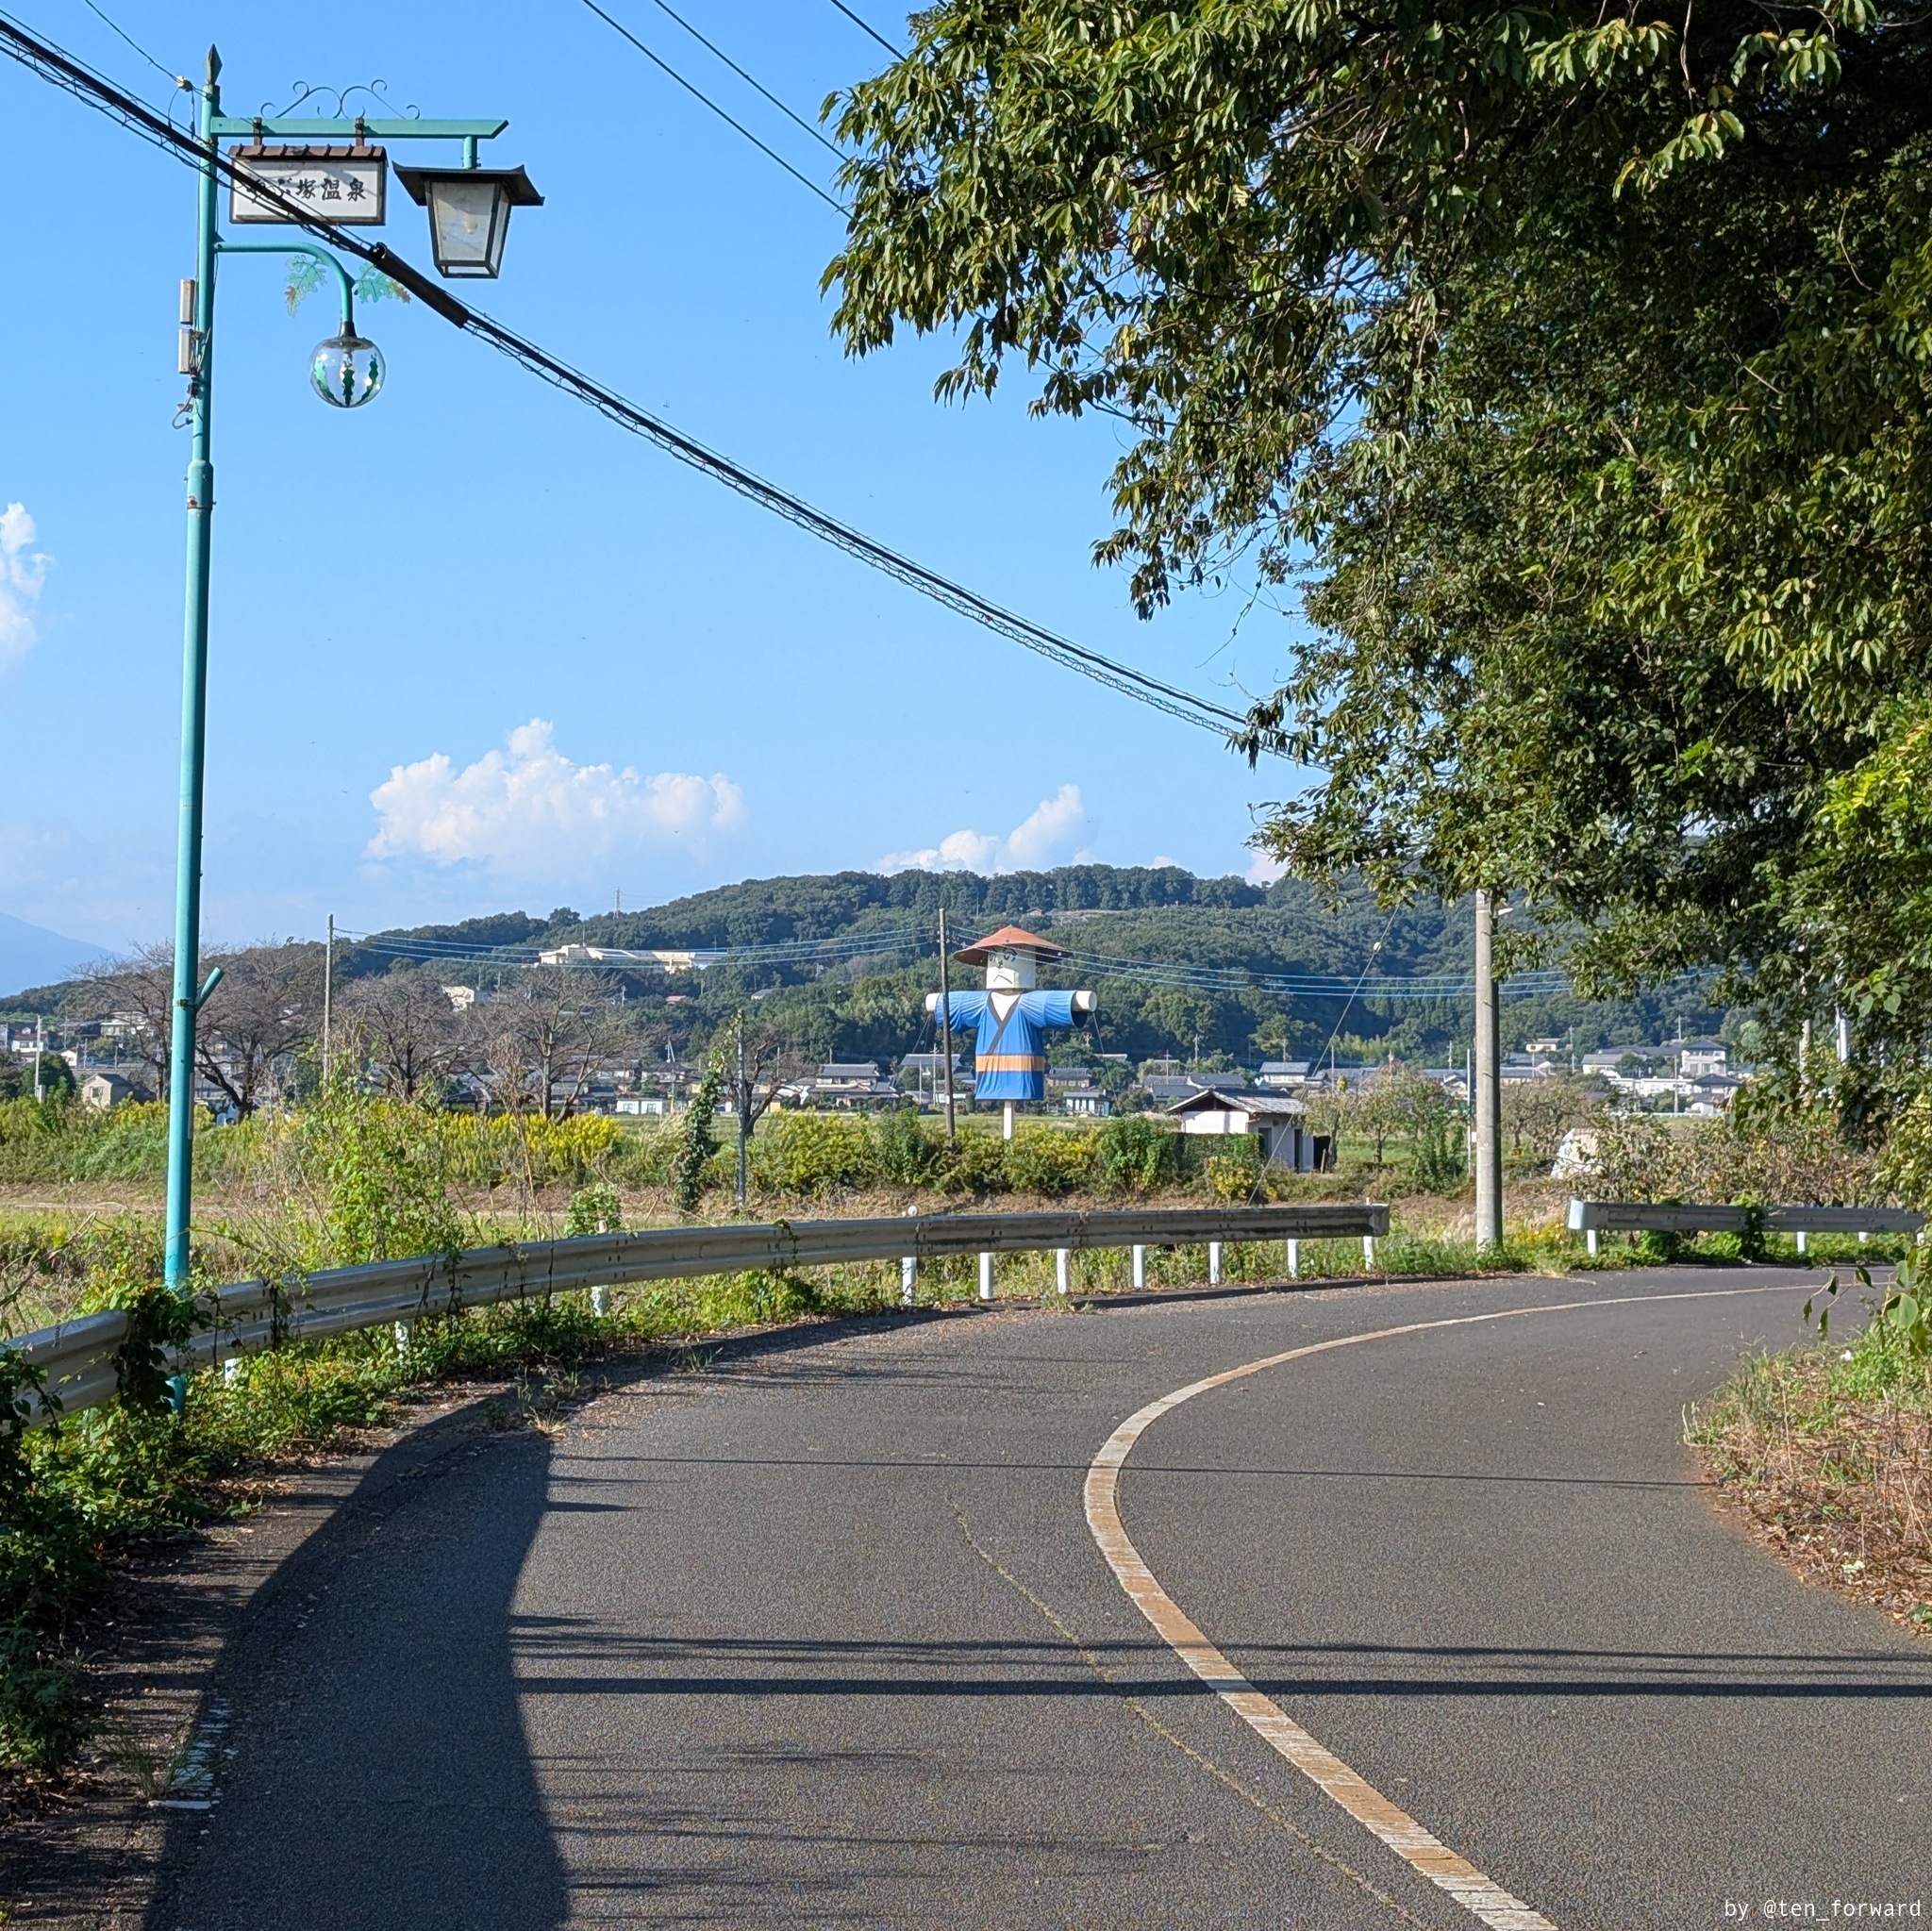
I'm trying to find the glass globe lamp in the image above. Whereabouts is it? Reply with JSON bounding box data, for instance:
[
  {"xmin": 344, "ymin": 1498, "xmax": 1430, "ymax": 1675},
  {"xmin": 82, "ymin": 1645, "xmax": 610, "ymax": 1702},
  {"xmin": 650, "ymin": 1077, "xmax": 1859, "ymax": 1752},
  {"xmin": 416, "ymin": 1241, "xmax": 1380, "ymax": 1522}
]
[{"xmin": 309, "ymin": 332, "xmax": 384, "ymax": 408}]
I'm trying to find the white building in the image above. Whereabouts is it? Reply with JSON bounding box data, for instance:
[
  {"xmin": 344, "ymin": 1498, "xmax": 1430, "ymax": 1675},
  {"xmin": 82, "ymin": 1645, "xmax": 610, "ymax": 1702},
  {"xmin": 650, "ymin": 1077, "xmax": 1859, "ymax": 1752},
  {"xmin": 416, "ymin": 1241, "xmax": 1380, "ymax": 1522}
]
[{"xmin": 1163, "ymin": 1089, "xmax": 1319, "ymax": 1169}]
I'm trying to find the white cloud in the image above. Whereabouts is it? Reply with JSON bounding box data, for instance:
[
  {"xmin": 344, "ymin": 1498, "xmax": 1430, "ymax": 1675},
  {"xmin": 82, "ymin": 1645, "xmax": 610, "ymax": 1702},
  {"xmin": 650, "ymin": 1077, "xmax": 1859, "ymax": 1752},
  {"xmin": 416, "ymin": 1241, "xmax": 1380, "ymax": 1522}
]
[
  {"xmin": 368, "ymin": 720, "xmax": 747, "ymax": 873},
  {"xmin": 0, "ymin": 503, "xmax": 50, "ymax": 674},
  {"xmin": 876, "ymin": 784, "xmax": 1091, "ymax": 875},
  {"xmin": 1246, "ymin": 847, "xmax": 1287, "ymax": 886}
]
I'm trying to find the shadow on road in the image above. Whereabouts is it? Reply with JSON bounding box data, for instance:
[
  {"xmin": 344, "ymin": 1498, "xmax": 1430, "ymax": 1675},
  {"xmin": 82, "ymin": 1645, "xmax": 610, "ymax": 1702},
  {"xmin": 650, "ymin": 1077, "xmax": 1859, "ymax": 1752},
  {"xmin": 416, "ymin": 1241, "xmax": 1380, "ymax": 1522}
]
[{"xmin": 143, "ymin": 1401, "xmax": 569, "ymax": 1931}]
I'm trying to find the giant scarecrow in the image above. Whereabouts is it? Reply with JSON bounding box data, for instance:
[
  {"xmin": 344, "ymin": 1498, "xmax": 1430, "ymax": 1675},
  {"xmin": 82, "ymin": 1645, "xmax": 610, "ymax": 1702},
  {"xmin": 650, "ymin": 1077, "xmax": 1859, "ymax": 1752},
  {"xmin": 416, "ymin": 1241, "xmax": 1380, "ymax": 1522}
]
[{"xmin": 924, "ymin": 925, "xmax": 1095, "ymax": 1135}]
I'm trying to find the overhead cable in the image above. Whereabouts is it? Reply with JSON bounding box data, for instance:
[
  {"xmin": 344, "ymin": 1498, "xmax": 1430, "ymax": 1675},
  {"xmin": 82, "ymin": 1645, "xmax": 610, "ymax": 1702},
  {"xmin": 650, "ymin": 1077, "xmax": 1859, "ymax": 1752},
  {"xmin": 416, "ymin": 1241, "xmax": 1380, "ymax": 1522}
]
[
  {"xmin": 0, "ymin": 10, "xmax": 1248, "ymax": 740},
  {"xmin": 824, "ymin": 0, "xmax": 904, "ymax": 58},
  {"xmin": 577, "ymin": 0, "xmax": 846, "ymax": 212},
  {"xmin": 634, "ymin": 0, "xmax": 843, "ymax": 158},
  {"xmin": 337, "ymin": 922, "xmax": 924, "ymax": 969},
  {"xmin": 78, "ymin": 0, "xmax": 180, "ymax": 88}
]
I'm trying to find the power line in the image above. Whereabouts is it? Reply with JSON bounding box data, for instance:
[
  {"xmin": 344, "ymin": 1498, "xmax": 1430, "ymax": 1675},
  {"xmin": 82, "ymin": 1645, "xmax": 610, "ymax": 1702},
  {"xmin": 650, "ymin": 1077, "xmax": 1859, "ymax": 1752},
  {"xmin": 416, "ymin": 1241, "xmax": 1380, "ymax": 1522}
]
[
  {"xmin": 337, "ymin": 923, "xmax": 924, "ymax": 969},
  {"xmin": 1051, "ymin": 945, "xmax": 1575, "ymax": 1003},
  {"xmin": 577, "ymin": 0, "xmax": 845, "ymax": 213},
  {"xmin": 0, "ymin": 12, "xmax": 1248, "ymax": 738},
  {"xmin": 78, "ymin": 0, "xmax": 179, "ymax": 88},
  {"xmin": 636, "ymin": 0, "xmax": 842, "ymax": 158},
  {"xmin": 824, "ymin": 0, "xmax": 903, "ymax": 58}
]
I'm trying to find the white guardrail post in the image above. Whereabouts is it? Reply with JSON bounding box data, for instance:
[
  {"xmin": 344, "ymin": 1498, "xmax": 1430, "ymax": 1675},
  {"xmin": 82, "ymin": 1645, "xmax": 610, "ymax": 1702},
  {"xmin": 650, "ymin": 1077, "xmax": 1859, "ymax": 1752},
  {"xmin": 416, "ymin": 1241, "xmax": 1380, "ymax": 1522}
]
[
  {"xmin": 1208, "ymin": 1240, "xmax": 1222, "ymax": 1286},
  {"xmin": 6, "ymin": 1202, "xmax": 1392, "ymax": 1426},
  {"xmin": 1131, "ymin": 1244, "xmax": 1147, "ymax": 1291},
  {"xmin": 1286, "ymin": 1238, "xmax": 1300, "ymax": 1280}
]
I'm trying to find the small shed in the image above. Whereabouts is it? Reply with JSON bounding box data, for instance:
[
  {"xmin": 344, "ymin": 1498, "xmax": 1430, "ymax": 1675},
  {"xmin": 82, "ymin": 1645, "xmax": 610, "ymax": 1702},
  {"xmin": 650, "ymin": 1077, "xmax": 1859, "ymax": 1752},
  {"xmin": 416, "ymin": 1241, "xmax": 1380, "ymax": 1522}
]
[{"xmin": 1163, "ymin": 1089, "xmax": 1318, "ymax": 1171}]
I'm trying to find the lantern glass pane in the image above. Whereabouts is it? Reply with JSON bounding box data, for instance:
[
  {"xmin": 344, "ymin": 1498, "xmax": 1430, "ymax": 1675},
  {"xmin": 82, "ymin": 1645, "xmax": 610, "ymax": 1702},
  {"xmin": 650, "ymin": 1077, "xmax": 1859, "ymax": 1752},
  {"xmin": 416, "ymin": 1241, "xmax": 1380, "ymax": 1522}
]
[{"xmin": 426, "ymin": 176, "xmax": 507, "ymax": 276}]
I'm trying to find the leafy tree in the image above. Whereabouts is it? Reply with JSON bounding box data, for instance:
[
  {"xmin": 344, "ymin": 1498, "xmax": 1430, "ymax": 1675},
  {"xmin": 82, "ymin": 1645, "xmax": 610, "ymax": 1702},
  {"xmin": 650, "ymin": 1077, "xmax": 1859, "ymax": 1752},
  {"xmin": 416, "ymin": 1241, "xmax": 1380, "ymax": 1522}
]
[{"xmin": 826, "ymin": 0, "xmax": 1932, "ymax": 1101}]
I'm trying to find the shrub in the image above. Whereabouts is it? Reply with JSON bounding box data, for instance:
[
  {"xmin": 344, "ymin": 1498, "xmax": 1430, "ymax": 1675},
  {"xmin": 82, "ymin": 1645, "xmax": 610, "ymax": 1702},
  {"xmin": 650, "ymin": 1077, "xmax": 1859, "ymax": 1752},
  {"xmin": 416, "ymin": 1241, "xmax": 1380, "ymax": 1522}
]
[
  {"xmin": 752, "ymin": 1114, "xmax": 876, "ymax": 1196},
  {"xmin": 1094, "ymin": 1114, "xmax": 1176, "ymax": 1196},
  {"xmin": 1408, "ymin": 1111, "xmax": 1467, "ymax": 1193},
  {"xmin": 565, "ymin": 1182, "xmax": 624, "ymax": 1237},
  {"xmin": 869, "ymin": 1107, "xmax": 940, "ymax": 1187},
  {"xmin": 1201, "ymin": 1140, "xmax": 1260, "ymax": 1203},
  {"xmin": 1593, "ymin": 1108, "xmax": 1879, "ymax": 1207},
  {"xmin": 932, "ymin": 1130, "xmax": 1010, "ymax": 1196},
  {"xmin": 1003, "ymin": 1124, "xmax": 1094, "ymax": 1197}
]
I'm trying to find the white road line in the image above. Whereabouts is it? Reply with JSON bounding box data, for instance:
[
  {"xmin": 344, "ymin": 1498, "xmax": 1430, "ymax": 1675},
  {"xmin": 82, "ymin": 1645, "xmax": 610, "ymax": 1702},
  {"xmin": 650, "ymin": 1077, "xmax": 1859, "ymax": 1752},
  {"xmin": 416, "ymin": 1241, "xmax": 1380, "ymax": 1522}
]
[{"xmin": 1083, "ymin": 1283, "xmax": 1787, "ymax": 1931}]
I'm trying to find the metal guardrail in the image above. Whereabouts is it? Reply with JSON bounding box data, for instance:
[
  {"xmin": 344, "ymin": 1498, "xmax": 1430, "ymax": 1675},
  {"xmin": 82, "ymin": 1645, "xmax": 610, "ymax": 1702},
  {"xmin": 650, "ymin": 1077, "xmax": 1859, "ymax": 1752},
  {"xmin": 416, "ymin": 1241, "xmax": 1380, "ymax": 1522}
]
[
  {"xmin": 8, "ymin": 1202, "xmax": 1390, "ymax": 1425},
  {"xmin": 1567, "ymin": 1198, "xmax": 1924, "ymax": 1257}
]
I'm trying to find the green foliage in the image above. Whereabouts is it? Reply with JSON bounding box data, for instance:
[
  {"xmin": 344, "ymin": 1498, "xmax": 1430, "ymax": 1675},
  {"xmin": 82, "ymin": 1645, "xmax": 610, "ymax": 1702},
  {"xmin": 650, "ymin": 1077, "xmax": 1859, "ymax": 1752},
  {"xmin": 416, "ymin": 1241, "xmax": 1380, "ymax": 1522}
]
[
  {"xmin": 753, "ymin": 1113, "xmax": 876, "ymax": 1196},
  {"xmin": 564, "ymin": 1181, "xmax": 625, "ymax": 1237},
  {"xmin": 1408, "ymin": 1110, "xmax": 1467, "ymax": 1193},
  {"xmin": 671, "ymin": 1066, "xmax": 724, "ymax": 1214},
  {"xmin": 1593, "ymin": 1110, "xmax": 1879, "ymax": 1210},
  {"xmin": 932, "ymin": 1130, "xmax": 1012, "ymax": 1197},
  {"xmin": 869, "ymin": 1107, "xmax": 941, "ymax": 1188},
  {"xmin": 1201, "ymin": 1139, "xmax": 1261, "ymax": 1203},
  {"xmin": 1093, "ymin": 1114, "xmax": 1176, "ymax": 1196},
  {"xmin": 272, "ymin": 1087, "xmax": 468, "ymax": 1271},
  {"xmin": 826, "ymin": 0, "xmax": 1932, "ymax": 1099},
  {"xmin": 1002, "ymin": 1122, "xmax": 1095, "ymax": 1197},
  {"xmin": 733, "ymin": 1269, "xmax": 822, "ymax": 1323}
]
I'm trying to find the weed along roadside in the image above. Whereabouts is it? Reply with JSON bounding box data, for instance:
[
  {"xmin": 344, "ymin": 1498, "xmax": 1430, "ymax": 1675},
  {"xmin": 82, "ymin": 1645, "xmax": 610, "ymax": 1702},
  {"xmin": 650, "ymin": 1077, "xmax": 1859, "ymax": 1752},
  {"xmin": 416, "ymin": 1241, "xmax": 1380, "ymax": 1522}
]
[{"xmin": 1690, "ymin": 1256, "xmax": 1932, "ymax": 1640}]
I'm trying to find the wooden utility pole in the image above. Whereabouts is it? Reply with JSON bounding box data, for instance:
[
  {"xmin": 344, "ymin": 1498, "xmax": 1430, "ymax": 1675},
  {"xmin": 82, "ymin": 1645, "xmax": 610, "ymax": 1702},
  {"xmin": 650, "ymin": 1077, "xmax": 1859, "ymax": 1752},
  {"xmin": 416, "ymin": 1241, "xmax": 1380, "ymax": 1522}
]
[
  {"xmin": 1474, "ymin": 891, "xmax": 1504, "ymax": 1251},
  {"xmin": 938, "ymin": 907, "xmax": 957, "ymax": 1139}
]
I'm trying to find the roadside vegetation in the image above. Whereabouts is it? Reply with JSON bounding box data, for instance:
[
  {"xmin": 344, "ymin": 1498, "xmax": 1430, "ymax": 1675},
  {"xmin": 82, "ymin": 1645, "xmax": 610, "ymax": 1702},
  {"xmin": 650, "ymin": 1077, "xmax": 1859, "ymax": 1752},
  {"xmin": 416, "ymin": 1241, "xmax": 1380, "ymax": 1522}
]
[{"xmin": 1690, "ymin": 1261, "xmax": 1932, "ymax": 1639}]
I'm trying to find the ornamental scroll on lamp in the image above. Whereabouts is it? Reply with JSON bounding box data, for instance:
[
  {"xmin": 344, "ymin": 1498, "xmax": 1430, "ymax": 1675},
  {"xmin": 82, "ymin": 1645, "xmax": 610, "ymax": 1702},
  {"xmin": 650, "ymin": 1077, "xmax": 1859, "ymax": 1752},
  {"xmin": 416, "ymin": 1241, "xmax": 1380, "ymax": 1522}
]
[{"xmin": 924, "ymin": 925, "xmax": 1095, "ymax": 1139}]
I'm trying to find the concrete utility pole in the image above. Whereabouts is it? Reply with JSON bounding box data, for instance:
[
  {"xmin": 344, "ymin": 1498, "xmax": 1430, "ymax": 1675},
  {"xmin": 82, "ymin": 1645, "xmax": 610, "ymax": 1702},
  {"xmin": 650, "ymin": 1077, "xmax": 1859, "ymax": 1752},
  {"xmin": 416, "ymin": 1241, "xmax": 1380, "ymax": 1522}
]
[
  {"xmin": 937, "ymin": 907, "xmax": 957, "ymax": 1139},
  {"xmin": 321, "ymin": 913, "xmax": 333, "ymax": 1086},
  {"xmin": 1473, "ymin": 891, "xmax": 1504, "ymax": 1252},
  {"xmin": 735, "ymin": 1010, "xmax": 748, "ymax": 1207},
  {"xmin": 32, "ymin": 1015, "xmax": 44, "ymax": 1105}
]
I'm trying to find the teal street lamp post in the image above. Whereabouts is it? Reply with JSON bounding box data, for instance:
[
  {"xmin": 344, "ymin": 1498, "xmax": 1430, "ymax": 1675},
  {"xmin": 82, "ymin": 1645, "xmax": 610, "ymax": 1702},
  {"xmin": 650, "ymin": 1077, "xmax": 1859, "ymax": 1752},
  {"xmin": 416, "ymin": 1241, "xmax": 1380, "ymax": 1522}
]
[{"xmin": 161, "ymin": 48, "xmax": 538, "ymax": 1320}]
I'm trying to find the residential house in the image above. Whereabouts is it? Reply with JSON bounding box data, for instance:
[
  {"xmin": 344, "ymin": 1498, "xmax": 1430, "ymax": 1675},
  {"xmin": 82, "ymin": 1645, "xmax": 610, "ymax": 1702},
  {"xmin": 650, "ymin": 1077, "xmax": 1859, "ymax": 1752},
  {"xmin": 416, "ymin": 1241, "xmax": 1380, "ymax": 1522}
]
[
  {"xmin": 1257, "ymin": 1060, "xmax": 1312, "ymax": 1090},
  {"xmin": 80, "ymin": 1070, "xmax": 139, "ymax": 1110},
  {"xmin": 1139, "ymin": 1071, "xmax": 1250, "ymax": 1107},
  {"xmin": 1058, "ymin": 1081, "xmax": 1111, "ymax": 1117},
  {"xmin": 1679, "ymin": 1038, "xmax": 1728, "ymax": 1078},
  {"xmin": 808, "ymin": 1062, "xmax": 901, "ymax": 1108}
]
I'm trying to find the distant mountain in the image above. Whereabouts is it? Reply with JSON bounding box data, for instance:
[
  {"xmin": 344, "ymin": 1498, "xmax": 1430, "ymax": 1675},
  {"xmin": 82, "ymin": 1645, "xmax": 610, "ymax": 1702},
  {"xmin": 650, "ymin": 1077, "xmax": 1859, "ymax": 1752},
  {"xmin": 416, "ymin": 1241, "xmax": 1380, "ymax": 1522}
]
[{"xmin": 0, "ymin": 913, "xmax": 112, "ymax": 1002}]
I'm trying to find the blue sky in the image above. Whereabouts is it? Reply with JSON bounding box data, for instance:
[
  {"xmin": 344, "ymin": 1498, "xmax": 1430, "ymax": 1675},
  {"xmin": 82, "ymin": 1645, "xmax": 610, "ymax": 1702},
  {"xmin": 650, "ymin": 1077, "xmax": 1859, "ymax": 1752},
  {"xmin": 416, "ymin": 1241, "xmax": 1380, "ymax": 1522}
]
[{"xmin": 1, "ymin": 0, "xmax": 1301, "ymax": 951}]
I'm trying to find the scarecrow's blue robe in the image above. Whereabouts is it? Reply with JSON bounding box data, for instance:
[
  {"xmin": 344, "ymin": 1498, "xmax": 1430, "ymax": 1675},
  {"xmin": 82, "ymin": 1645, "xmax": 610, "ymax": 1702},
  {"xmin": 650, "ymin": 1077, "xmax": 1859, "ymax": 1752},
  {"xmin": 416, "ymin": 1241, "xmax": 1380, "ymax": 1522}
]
[{"xmin": 936, "ymin": 990, "xmax": 1083, "ymax": 1101}]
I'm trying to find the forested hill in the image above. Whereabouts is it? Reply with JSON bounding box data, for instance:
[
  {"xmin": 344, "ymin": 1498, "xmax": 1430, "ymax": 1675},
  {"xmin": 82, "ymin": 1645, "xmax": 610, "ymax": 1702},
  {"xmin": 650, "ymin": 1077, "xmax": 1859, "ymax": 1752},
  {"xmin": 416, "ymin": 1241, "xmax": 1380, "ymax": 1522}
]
[
  {"xmin": 356, "ymin": 865, "xmax": 1277, "ymax": 958},
  {"xmin": 342, "ymin": 867, "xmax": 1723, "ymax": 1068}
]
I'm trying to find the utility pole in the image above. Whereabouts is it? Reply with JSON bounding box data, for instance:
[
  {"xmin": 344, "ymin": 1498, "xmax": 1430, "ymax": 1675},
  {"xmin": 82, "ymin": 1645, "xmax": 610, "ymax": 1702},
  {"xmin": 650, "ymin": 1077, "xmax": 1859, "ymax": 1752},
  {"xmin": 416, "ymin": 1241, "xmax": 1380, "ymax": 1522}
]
[
  {"xmin": 33, "ymin": 1014, "xmax": 44, "ymax": 1105},
  {"xmin": 161, "ymin": 48, "xmax": 223, "ymax": 1302},
  {"xmin": 937, "ymin": 907, "xmax": 957, "ymax": 1139},
  {"xmin": 735, "ymin": 1009, "xmax": 748, "ymax": 1207},
  {"xmin": 1473, "ymin": 891, "xmax": 1503, "ymax": 1252},
  {"xmin": 322, "ymin": 912, "xmax": 334, "ymax": 1087}
]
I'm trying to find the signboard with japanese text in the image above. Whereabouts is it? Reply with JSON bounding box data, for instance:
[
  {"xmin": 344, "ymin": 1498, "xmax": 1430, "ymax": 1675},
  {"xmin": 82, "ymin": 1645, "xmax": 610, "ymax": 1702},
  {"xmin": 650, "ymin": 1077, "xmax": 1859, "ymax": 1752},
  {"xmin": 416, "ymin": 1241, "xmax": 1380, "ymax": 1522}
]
[{"xmin": 228, "ymin": 145, "xmax": 387, "ymax": 225}]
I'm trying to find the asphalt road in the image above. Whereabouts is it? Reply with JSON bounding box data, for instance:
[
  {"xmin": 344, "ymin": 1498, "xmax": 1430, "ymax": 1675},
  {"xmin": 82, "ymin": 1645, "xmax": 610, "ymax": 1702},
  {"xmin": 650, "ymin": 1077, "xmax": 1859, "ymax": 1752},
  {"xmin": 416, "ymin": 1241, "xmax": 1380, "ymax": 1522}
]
[{"xmin": 150, "ymin": 1267, "xmax": 1930, "ymax": 1930}]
